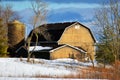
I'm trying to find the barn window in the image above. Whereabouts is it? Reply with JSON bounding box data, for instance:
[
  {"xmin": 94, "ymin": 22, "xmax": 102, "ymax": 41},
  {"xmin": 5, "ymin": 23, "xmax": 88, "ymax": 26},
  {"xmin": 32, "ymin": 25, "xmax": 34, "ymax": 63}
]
[{"xmin": 75, "ymin": 25, "xmax": 80, "ymax": 29}]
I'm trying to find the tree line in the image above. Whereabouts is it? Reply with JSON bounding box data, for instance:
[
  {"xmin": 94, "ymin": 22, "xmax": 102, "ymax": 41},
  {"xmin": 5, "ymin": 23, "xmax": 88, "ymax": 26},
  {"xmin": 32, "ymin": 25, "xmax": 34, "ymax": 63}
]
[{"xmin": 0, "ymin": 3, "xmax": 20, "ymax": 56}]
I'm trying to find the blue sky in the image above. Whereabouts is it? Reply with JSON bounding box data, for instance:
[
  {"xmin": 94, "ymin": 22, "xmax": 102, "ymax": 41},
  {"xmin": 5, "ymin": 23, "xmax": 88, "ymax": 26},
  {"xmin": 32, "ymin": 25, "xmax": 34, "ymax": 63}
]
[
  {"xmin": 1, "ymin": 0, "xmax": 112, "ymax": 40},
  {"xmin": 1, "ymin": 0, "xmax": 109, "ymax": 11}
]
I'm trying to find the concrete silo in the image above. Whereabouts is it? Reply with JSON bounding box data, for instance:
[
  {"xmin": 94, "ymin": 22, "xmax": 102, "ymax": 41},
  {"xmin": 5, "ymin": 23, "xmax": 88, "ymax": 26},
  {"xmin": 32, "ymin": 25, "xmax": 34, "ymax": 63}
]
[{"xmin": 8, "ymin": 20, "xmax": 25, "ymax": 55}]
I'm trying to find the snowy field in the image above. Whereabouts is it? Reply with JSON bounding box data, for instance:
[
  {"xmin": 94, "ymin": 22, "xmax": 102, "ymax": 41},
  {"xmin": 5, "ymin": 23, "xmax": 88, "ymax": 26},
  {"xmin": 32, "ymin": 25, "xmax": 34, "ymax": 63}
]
[
  {"xmin": 0, "ymin": 58, "xmax": 97, "ymax": 80},
  {"xmin": 0, "ymin": 77, "xmax": 90, "ymax": 80}
]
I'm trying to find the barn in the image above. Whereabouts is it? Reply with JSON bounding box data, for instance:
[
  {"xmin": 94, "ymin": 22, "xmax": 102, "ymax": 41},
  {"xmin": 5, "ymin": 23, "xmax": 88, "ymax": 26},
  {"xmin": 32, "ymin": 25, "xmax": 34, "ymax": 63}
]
[{"xmin": 22, "ymin": 21, "xmax": 96, "ymax": 61}]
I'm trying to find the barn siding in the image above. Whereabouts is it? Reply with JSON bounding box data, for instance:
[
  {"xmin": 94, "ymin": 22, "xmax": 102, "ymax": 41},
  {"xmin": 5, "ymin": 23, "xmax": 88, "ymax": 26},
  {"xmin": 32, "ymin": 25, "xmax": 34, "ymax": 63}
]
[
  {"xmin": 58, "ymin": 23, "xmax": 95, "ymax": 60},
  {"xmin": 50, "ymin": 46, "xmax": 85, "ymax": 61}
]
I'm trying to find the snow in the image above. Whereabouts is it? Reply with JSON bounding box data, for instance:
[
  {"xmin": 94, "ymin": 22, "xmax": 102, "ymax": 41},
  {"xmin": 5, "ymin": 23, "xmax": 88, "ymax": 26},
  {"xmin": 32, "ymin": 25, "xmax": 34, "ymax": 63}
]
[
  {"xmin": 0, "ymin": 58, "xmax": 98, "ymax": 79},
  {"xmin": 52, "ymin": 58, "xmax": 98, "ymax": 67},
  {"xmin": 0, "ymin": 58, "xmax": 80, "ymax": 78},
  {"xmin": 29, "ymin": 46, "xmax": 52, "ymax": 51},
  {"xmin": 0, "ymin": 77, "xmax": 83, "ymax": 80}
]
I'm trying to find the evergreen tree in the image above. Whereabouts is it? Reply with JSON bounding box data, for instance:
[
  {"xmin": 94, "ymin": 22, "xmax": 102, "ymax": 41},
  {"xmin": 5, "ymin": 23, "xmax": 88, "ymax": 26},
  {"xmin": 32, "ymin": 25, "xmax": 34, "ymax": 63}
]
[{"xmin": 0, "ymin": 19, "xmax": 8, "ymax": 57}]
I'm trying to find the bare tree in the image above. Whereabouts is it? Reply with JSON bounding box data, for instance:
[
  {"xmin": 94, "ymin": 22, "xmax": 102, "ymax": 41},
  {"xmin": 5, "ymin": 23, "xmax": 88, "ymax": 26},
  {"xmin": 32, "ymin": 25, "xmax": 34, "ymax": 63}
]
[
  {"xmin": 95, "ymin": 0, "xmax": 120, "ymax": 63},
  {"xmin": 27, "ymin": 0, "xmax": 47, "ymax": 62},
  {"xmin": 82, "ymin": 43, "xmax": 95, "ymax": 67},
  {"xmin": 0, "ymin": 4, "xmax": 21, "ymax": 24}
]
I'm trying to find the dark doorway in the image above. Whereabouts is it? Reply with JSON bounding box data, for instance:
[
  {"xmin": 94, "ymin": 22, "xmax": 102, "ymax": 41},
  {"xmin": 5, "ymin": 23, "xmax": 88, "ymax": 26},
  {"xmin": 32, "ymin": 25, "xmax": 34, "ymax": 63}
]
[{"xmin": 32, "ymin": 51, "xmax": 50, "ymax": 59}]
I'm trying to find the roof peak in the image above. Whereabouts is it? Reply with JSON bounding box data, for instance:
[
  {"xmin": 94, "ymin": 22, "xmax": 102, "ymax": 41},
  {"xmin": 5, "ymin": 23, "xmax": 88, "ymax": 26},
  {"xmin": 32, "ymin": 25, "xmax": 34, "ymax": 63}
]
[{"xmin": 46, "ymin": 21, "xmax": 78, "ymax": 25}]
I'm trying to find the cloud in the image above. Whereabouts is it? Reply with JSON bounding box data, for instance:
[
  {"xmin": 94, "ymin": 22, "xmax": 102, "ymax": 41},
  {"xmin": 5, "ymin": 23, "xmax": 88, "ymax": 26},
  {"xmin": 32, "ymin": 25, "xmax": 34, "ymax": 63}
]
[
  {"xmin": 1, "ymin": 0, "xmax": 31, "ymax": 1},
  {"xmin": 47, "ymin": 7, "xmax": 95, "ymax": 22},
  {"xmin": 1, "ymin": 0, "xmax": 110, "ymax": 4},
  {"xmin": 47, "ymin": 10, "xmax": 83, "ymax": 23},
  {"xmin": 1, "ymin": 0, "xmax": 110, "ymax": 11},
  {"xmin": 45, "ymin": 0, "xmax": 109, "ymax": 4},
  {"xmin": 48, "ymin": 3, "xmax": 101, "ymax": 10}
]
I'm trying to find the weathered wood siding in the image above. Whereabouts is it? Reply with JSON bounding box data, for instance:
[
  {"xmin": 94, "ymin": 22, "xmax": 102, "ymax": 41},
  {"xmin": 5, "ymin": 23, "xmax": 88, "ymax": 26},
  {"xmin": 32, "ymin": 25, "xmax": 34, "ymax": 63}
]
[
  {"xmin": 50, "ymin": 46, "xmax": 85, "ymax": 61},
  {"xmin": 58, "ymin": 23, "xmax": 95, "ymax": 60}
]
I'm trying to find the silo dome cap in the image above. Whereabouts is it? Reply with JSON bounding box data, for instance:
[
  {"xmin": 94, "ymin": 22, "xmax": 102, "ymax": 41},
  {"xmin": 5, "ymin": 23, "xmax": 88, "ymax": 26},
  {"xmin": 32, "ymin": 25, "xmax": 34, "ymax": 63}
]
[{"xmin": 13, "ymin": 20, "xmax": 22, "ymax": 23}]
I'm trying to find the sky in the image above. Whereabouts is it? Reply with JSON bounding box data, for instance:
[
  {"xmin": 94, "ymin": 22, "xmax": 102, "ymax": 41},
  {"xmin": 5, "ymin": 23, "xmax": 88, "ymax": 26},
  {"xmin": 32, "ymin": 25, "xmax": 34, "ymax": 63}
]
[
  {"xmin": 1, "ymin": 0, "xmax": 109, "ymax": 12},
  {"xmin": 1, "ymin": 0, "xmax": 112, "ymax": 40}
]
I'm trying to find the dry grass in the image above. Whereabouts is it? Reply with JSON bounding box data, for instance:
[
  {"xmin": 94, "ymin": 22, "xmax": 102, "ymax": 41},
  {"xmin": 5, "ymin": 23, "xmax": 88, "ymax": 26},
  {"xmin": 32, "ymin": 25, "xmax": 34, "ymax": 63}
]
[
  {"xmin": 33, "ymin": 61, "xmax": 120, "ymax": 79},
  {"xmin": 75, "ymin": 61, "xmax": 120, "ymax": 79}
]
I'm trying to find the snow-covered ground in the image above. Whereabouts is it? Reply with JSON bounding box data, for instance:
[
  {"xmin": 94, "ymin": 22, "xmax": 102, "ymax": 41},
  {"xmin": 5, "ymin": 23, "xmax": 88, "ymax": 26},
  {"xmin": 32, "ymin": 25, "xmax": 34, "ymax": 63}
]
[
  {"xmin": 0, "ymin": 77, "xmax": 86, "ymax": 80},
  {"xmin": 0, "ymin": 58, "xmax": 97, "ymax": 79}
]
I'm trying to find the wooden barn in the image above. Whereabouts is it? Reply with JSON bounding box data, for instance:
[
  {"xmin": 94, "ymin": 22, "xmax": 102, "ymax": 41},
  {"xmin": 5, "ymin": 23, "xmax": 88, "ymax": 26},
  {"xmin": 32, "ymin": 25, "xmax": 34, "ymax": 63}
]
[{"xmin": 25, "ymin": 22, "xmax": 96, "ymax": 61}]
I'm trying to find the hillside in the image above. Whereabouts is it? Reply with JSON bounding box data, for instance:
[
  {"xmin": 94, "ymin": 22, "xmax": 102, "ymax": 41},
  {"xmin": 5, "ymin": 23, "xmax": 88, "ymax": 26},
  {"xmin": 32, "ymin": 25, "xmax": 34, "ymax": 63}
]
[
  {"xmin": 0, "ymin": 58, "xmax": 119, "ymax": 80},
  {"xmin": 0, "ymin": 58, "xmax": 95, "ymax": 79}
]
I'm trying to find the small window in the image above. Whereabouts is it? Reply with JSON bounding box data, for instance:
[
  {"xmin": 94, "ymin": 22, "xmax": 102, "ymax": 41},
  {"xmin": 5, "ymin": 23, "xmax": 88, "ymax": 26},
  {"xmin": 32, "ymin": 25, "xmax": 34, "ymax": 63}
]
[{"xmin": 75, "ymin": 25, "xmax": 80, "ymax": 29}]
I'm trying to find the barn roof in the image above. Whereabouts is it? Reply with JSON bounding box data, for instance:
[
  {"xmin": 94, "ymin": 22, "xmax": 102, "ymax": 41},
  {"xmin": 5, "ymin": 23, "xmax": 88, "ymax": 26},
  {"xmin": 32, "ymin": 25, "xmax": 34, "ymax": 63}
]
[
  {"xmin": 29, "ymin": 22, "xmax": 76, "ymax": 41},
  {"xmin": 29, "ymin": 21, "xmax": 96, "ymax": 42}
]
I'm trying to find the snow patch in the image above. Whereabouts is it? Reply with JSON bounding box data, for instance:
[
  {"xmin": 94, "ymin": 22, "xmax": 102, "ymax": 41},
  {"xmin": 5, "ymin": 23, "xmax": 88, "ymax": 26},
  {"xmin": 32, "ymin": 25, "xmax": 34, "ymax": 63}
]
[{"xmin": 29, "ymin": 46, "xmax": 52, "ymax": 51}]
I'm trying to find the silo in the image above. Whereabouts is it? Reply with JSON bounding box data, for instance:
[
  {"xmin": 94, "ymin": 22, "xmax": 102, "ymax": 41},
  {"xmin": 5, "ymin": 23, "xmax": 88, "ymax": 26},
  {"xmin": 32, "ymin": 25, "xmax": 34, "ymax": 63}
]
[{"xmin": 8, "ymin": 20, "xmax": 25, "ymax": 49}]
